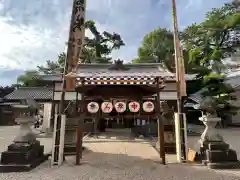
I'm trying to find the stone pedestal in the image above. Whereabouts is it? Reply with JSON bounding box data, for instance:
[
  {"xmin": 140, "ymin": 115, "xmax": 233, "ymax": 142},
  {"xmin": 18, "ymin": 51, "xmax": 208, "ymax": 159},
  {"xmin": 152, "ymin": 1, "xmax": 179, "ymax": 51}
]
[
  {"xmin": 197, "ymin": 115, "xmax": 240, "ymax": 169},
  {"xmin": 0, "ymin": 115, "xmax": 49, "ymax": 172}
]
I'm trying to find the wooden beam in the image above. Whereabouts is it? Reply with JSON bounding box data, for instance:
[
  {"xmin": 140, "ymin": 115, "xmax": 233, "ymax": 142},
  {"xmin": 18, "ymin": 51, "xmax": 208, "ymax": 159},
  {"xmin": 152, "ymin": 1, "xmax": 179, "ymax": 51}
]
[{"xmin": 75, "ymin": 124, "xmax": 82, "ymax": 165}]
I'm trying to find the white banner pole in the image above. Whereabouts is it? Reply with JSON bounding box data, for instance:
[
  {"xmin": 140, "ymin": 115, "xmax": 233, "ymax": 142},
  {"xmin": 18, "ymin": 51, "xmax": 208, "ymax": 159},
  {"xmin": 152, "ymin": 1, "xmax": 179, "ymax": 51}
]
[{"xmin": 174, "ymin": 113, "xmax": 182, "ymax": 162}]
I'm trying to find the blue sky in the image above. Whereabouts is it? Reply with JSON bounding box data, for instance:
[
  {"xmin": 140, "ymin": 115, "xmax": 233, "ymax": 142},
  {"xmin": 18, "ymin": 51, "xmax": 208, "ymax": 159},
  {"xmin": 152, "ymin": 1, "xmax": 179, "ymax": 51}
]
[{"xmin": 0, "ymin": 0, "xmax": 231, "ymax": 86}]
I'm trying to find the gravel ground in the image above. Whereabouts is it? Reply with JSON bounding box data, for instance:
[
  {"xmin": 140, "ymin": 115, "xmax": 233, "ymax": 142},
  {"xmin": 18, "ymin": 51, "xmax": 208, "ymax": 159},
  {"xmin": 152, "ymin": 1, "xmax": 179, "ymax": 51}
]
[
  {"xmin": 1, "ymin": 155, "xmax": 240, "ymax": 180},
  {"xmin": 0, "ymin": 126, "xmax": 240, "ymax": 180}
]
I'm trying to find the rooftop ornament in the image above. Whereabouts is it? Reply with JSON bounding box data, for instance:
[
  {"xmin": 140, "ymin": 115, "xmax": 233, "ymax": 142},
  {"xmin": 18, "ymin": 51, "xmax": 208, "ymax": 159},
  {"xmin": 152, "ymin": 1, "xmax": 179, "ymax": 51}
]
[{"xmin": 108, "ymin": 59, "xmax": 130, "ymax": 71}]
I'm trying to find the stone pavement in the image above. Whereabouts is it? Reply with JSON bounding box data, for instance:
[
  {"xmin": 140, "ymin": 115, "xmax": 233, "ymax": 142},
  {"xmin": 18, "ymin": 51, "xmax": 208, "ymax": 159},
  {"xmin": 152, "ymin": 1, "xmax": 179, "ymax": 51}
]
[{"xmin": 0, "ymin": 126, "xmax": 240, "ymax": 180}]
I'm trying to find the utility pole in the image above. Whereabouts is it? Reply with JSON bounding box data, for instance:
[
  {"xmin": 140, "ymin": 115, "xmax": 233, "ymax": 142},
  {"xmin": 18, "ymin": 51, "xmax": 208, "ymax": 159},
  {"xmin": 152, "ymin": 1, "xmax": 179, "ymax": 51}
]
[{"xmin": 171, "ymin": 0, "xmax": 187, "ymax": 161}]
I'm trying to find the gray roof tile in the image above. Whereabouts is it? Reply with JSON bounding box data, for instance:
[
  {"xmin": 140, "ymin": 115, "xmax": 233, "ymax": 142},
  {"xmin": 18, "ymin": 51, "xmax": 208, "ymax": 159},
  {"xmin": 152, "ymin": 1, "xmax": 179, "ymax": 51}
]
[
  {"xmin": 39, "ymin": 64, "xmax": 197, "ymax": 81},
  {"xmin": 4, "ymin": 87, "xmax": 53, "ymax": 100}
]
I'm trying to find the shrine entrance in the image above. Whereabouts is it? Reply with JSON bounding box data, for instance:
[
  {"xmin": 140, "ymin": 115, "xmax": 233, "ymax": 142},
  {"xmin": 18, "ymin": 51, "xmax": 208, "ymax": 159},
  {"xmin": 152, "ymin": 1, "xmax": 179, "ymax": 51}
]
[
  {"xmin": 83, "ymin": 86, "xmax": 157, "ymax": 133},
  {"xmin": 65, "ymin": 60, "xmax": 175, "ymax": 165}
]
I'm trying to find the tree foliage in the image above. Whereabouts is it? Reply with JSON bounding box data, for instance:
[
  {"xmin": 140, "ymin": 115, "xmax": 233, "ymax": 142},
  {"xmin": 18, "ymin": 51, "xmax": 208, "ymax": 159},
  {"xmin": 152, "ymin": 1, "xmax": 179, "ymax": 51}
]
[
  {"xmin": 132, "ymin": 28, "xmax": 174, "ymax": 68},
  {"xmin": 132, "ymin": 2, "xmax": 239, "ymax": 115},
  {"xmin": 17, "ymin": 70, "xmax": 41, "ymax": 87},
  {"xmin": 83, "ymin": 20, "xmax": 125, "ymax": 63},
  {"xmin": 133, "ymin": 3, "xmax": 239, "ymax": 74},
  {"xmin": 181, "ymin": 3, "xmax": 240, "ymax": 115},
  {"xmin": 182, "ymin": 3, "xmax": 240, "ymax": 73},
  {"xmin": 0, "ymin": 85, "xmax": 16, "ymax": 98},
  {"xmin": 131, "ymin": 27, "xmax": 199, "ymax": 74},
  {"xmin": 37, "ymin": 52, "xmax": 66, "ymax": 74}
]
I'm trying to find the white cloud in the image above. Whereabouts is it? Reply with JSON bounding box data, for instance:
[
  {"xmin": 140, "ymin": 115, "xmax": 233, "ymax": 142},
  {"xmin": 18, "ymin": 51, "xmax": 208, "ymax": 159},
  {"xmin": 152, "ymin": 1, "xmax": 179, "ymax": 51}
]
[{"xmin": 0, "ymin": 16, "xmax": 67, "ymax": 69}]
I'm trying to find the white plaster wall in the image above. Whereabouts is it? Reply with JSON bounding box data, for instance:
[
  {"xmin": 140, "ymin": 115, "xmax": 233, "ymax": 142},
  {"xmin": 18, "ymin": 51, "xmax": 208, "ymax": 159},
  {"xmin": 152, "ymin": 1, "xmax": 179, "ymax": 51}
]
[
  {"xmin": 160, "ymin": 92, "xmax": 177, "ymax": 100},
  {"xmin": 54, "ymin": 82, "xmax": 62, "ymax": 91},
  {"xmin": 54, "ymin": 92, "xmax": 82, "ymax": 100},
  {"xmin": 164, "ymin": 82, "xmax": 177, "ymax": 91}
]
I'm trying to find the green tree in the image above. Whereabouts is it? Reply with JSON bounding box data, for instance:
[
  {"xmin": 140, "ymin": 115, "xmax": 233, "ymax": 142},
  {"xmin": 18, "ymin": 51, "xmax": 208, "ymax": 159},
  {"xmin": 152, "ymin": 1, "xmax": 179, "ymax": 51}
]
[
  {"xmin": 81, "ymin": 47, "xmax": 96, "ymax": 64},
  {"xmin": 182, "ymin": 3, "xmax": 240, "ymax": 72},
  {"xmin": 182, "ymin": 3, "xmax": 240, "ymax": 119},
  {"xmin": 181, "ymin": 3, "xmax": 239, "ymax": 80},
  {"xmin": 37, "ymin": 52, "xmax": 66, "ymax": 74},
  {"xmin": 84, "ymin": 20, "xmax": 125, "ymax": 63},
  {"xmin": 17, "ymin": 70, "xmax": 41, "ymax": 87},
  {"xmin": 131, "ymin": 27, "xmax": 198, "ymax": 73},
  {"xmin": 132, "ymin": 28, "xmax": 174, "ymax": 67}
]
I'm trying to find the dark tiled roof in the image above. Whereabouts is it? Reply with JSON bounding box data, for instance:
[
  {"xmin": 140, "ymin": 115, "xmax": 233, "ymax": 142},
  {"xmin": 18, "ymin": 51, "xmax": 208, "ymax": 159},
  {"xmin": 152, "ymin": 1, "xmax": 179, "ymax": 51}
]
[
  {"xmin": 39, "ymin": 64, "xmax": 197, "ymax": 82},
  {"xmin": 4, "ymin": 87, "xmax": 53, "ymax": 100}
]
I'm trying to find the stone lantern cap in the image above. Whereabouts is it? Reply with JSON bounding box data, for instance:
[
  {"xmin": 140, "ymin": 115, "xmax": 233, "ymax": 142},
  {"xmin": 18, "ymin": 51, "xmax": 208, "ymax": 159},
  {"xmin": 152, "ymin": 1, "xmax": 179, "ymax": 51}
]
[
  {"xmin": 11, "ymin": 99, "xmax": 38, "ymax": 112},
  {"xmin": 11, "ymin": 104, "xmax": 31, "ymax": 109}
]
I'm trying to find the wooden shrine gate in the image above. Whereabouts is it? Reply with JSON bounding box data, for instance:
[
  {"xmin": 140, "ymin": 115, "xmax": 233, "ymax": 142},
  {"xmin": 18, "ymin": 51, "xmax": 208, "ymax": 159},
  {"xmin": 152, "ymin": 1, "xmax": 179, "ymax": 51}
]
[
  {"xmin": 62, "ymin": 60, "xmax": 175, "ymax": 165},
  {"xmin": 51, "ymin": 0, "xmax": 180, "ymax": 166}
]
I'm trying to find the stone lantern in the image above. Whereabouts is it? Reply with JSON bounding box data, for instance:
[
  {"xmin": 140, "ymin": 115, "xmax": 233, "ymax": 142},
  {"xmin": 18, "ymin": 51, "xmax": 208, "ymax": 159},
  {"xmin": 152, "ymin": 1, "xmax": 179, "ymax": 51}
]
[
  {"xmin": 0, "ymin": 99, "xmax": 49, "ymax": 172},
  {"xmin": 195, "ymin": 97, "xmax": 240, "ymax": 169}
]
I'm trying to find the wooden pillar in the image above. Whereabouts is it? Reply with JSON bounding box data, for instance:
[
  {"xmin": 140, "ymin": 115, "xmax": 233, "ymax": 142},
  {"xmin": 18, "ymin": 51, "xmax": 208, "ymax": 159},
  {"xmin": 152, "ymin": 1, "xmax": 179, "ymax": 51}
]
[
  {"xmin": 75, "ymin": 92, "xmax": 79, "ymax": 113},
  {"xmin": 93, "ymin": 116, "xmax": 97, "ymax": 134},
  {"xmin": 50, "ymin": 101, "xmax": 55, "ymax": 130},
  {"xmin": 75, "ymin": 123, "xmax": 83, "ymax": 165},
  {"xmin": 76, "ymin": 82, "xmax": 84, "ymax": 165},
  {"xmin": 156, "ymin": 78, "xmax": 166, "ymax": 164}
]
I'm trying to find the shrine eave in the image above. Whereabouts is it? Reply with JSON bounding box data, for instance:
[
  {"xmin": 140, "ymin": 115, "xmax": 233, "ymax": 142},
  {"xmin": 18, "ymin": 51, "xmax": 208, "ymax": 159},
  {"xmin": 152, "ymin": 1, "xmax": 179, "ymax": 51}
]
[{"xmin": 75, "ymin": 76, "xmax": 166, "ymax": 86}]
